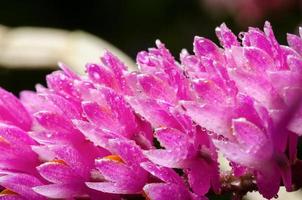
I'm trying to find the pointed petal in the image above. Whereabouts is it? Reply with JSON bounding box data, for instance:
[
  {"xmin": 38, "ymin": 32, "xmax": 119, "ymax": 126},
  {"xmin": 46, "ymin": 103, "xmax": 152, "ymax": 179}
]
[
  {"xmin": 86, "ymin": 63, "xmax": 117, "ymax": 88},
  {"xmin": 187, "ymin": 161, "xmax": 211, "ymax": 195},
  {"xmin": 143, "ymin": 183, "xmax": 192, "ymax": 200},
  {"xmin": 181, "ymin": 101, "xmax": 231, "ymax": 136},
  {"xmin": 287, "ymin": 33, "xmax": 302, "ymax": 55},
  {"xmin": 143, "ymin": 149, "xmax": 186, "ymax": 168},
  {"xmin": 86, "ymin": 182, "xmax": 136, "ymax": 194},
  {"xmin": 33, "ymin": 183, "xmax": 85, "ymax": 199},
  {"xmin": 37, "ymin": 161, "xmax": 82, "ymax": 184},
  {"xmin": 155, "ymin": 128, "xmax": 191, "ymax": 150},
  {"xmin": 0, "ymin": 88, "xmax": 32, "ymax": 131},
  {"xmin": 215, "ymin": 23, "xmax": 239, "ymax": 48},
  {"xmin": 140, "ymin": 161, "xmax": 184, "ymax": 185},
  {"xmin": 256, "ymin": 167, "xmax": 280, "ymax": 199},
  {"xmin": 193, "ymin": 36, "xmax": 223, "ymax": 62},
  {"xmin": 108, "ymin": 139, "xmax": 146, "ymax": 167},
  {"xmin": 0, "ymin": 174, "xmax": 45, "ymax": 200}
]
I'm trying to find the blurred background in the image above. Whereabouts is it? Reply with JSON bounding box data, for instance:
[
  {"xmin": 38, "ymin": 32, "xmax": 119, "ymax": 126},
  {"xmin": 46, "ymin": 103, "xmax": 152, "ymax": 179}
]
[{"xmin": 0, "ymin": 1, "xmax": 301, "ymax": 199}]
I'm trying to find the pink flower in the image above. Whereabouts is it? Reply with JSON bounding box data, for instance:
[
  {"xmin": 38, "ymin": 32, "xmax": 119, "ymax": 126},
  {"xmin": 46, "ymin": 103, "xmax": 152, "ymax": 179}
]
[{"xmin": 1, "ymin": 22, "xmax": 302, "ymax": 200}]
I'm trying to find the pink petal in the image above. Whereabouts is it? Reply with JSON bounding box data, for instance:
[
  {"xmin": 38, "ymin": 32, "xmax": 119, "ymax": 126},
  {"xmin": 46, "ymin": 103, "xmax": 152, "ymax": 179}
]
[
  {"xmin": 46, "ymin": 71, "xmax": 79, "ymax": 99},
  {"xmin": 0, "ymin": 174, "xmax": 45, "ymax": 200},
  {"xmin": 100, "ymin": 51, "xmax": 128, "ymax": 93},
  {"xmin": 137, "ymin": 74, "xmax": 176, "ymax": 103},
  {"xmin": 215, "ymin": 23, "xmax": 239, "ymax": 48},
  {"xmin": 140, "ymin": 161, "xmax": 184, "ymax": 185},
  {"xmin": 232, "ymin": 118, "xmax": 270, "ymax": 155},
  {"xmin": 86, "ymin": 63, "xmax": 117, "ymax": 88},
  {"xmin": 95, "ymin": 159, "xmax": 146, "ymax": 192},
  {"xmin": 37, "ymin": 161, "xmax": 83, "ymax": 183},
  {"xmin": 243, "ymin": 47, "xmax": 274, "ymax": 72},
  {"xmin": 181, "ymin": 101, "xmax": 231, "ymax": 137},
  {"xmin": 48, "ymin": 144, "xmax": 99, "ymax": 179},
  {"xmin": 108, "ymin": 139, "xmax": 146, "ymax": 167},
  {"xmin": 186, "ymin": 160, "xmax": 211, "ymax": 195},
  {"xmin": 33, "ymin": 183, "xmax": 85, "ymax": 199},
  {"xmin": 242, "ymin": 28, "xmax": 273, "ymax": 56},
  {"xmin": 155, "ymin": 128, "xmax": 191, "ymax": 151},
  {"xmin": 41, "ymin": 93, "xmax": 82, "ymax": 120},
  {"xmin": 256, "ymin": 166, "xmax": 280, "ymax": 199},
  {"xmin": 287, "ymin": 55, "xmax": 302, "ymax": 72},
  {"xmin": 193, "ymin": 36, "xmax": 223, "ymax": 62},
  {"xmin": 143, "ymin": 149, "xmax": 187, "ymax": 168},
  {"xmin": 126, "ymin": 97, "xmax": 183, "ymax": 131},
  {"xmin": 19, "ymin": 91, "xmax": 57, "ymax": 115},
  {"xmin": 72, "ymin": 119, "xmax": 122, "ymax": 148},
  {"xmin": 263, "ymin": 21, "xmax": 284, "ymax": 69},
  {"xmin": 287, "ymin": 33, "xmax": 302, "ymax": 55},
  {"xmin": 0, "ymin": 123, "xmax": 36, "ymax": 146},
  {"xmin": 86, "ymin": 182, "xmax": 137, "ymax": 194},
  {"xmin": 143, "ymin": 183, "xmax": 193, "ymax": 200},
  {"xmin": 82, "ymin": 101, "xmax": 119, "ymax": 132},
  {"xmin": 0, "ymin": 88, "xmax": 32, "ymax": 131}
]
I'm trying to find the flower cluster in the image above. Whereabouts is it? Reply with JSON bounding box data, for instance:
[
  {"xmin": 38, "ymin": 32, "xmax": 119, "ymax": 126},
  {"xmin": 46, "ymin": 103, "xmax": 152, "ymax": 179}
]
[{"xmin": 0, "ymin": 22, "xmax": 302, "ymax": 200}]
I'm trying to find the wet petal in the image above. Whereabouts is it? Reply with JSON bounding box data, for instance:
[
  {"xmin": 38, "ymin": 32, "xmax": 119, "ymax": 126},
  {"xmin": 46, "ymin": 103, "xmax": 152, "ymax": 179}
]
[{"xmin": 143, "ymin": 183, "xmax": 192, "ymax": 200}]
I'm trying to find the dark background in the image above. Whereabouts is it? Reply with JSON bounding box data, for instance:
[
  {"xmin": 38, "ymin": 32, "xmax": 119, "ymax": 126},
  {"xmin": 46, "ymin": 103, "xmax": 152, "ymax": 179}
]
[{"xmin": 0, "ymin": 0, "xmax": 301, "ymax": 58}]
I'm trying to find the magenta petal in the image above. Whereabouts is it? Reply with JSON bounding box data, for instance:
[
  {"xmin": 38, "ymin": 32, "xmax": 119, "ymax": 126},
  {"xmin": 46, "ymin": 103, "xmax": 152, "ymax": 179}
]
[
  {"xmin": 143, "ymin": 183, "xmax": 193, "ymax": 200},
  {"xmin": 232, "ymin": 118, "xmax": 270, "ymax": 156},
  {"xmin": 192, "ymin": 79, "xmax": 227, "ymax": 105},
  {"xmin": 288, "ymin": 132, "xmax": 298, "ymax": 163},
  {"xmin": 0, "ymin": 123, "xmax": 35, "ymax": 146},
  {"xmin": 215, "ymin": 23, "xmax": 239, "ymax": 48},
  {"xmin": 243, "ymin": 47, "xmax": 274, "ymax": 71},
  {"xmin": 256, "ymin": 166, "xmax": 280, "ymax": 199},
  {"xmin": 155, "ymin": 128, "xmax": 191, "ymax": 150},
  {"xmin": 187, "ymin": 161, "xmax": 211, "ymax": 195},
  {"xmin": 181, "ymin": 101, "xmax": 231, "ymax": 137},
  {"xmin": 126, "ymin": 97, "xmax": 183, "ymax": 130},
  {"xmin": 48, "ymin": 144, "xmax": 97, "ymax": 179},
  {"xmin": 42, "ymin": 93, "xmax": 82, "ymax": 120},
  {"xmin": 0, "ymin": 88, "xmax": 32, "ymax": 131},
  {"xmin": 287, "ymin": 55, "xmax": 302, "ymax": 72},
  {"xmin": 0, "ymin": 195, "xmax": 25, "ymax": 200},
  {"xmin": 37, "ymin": 162, "xmax": 82, "ymax": 183},
  {"xmin": 95, "ymin": 159, "xmax": 133, "ymax": 182},
  {"xmin": 242, "ymin": 29, "xmax": 273, "ymax": 56},
  {"xmin": 73, "ymin": 119, "xmax": 121, "ymax": 148},
  {"xmin": 140, "ymin": 162, "xmax": 184, "ymax": 185},
  {"xmin": 263, "ymin": 21, "xmax": 284, "ymax": 68},
  {"xmin": 86, "ymin": 182, "xmax": 135, "ymax": 194},
  {"xmin": 82, "ymin": 101, "xmax": 119, "ymax": 131},
  {"xmin": 100, "ymin": 51, "xmax": 128, "ymax": 92},
  {"xmin": 143, "ymin": 149, "xmax": 187, "ymax": 168},
  {"xmin": 58, "ymin": 62, "xmax": 79, "ymax": 80},
  {"xmin": 108, "ymin": 139, "xmax": 146, "ymax": 166},
  {"xmin": 193, "ymin": 36, "xmax": 223, "ymax": 62},
  {"xmin": 213, "ymin": 140, "xmax": 259, "ymax": 168},
  {"xmin": 19, "ymin": 91, "xmax": 56, "ymax": 115},
  {"xmin": 137, "ymin": 74, "xmax": 176, "ymax": 102},
  {"xmin": 0, "ymin": 174, "xmax": 45, "ymax": 200},
  {"xmin": 33, "ymin": 183, "xmax": 85, "ymax": 199},
  {"xmin": 287, "ymin": 33, "xmax": 302, "ymax": 55},
  {"xmin": 34, "ymin": 111, "xmax": 74, "ymax": 133},
  {"xmin": 46, "ymin": 71, "xmax": 79, "ymax": 99},
  {"xmin": 86, "ymin": 63, "xmax": 117, "ymax": 88},
  {"xmin": 95, "ymin": 159, "xmax": 146, "ymax": 193}
]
